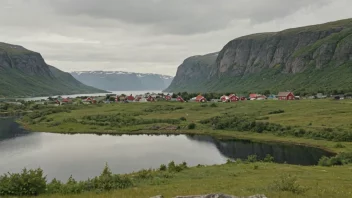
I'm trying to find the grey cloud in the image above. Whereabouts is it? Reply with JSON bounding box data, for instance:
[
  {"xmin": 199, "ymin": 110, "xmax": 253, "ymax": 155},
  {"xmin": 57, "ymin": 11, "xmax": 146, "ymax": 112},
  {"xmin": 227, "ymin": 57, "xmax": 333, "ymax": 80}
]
[{"xmin": 48, "ymin": 0, "xmax": 330, "ymax": 34}]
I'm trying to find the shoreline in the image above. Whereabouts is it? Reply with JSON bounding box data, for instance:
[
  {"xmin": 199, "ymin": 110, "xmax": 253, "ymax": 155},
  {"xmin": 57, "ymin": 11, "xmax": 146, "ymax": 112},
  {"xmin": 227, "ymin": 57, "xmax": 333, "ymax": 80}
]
[{"xmin": 18, "ymin": 122, "xmax": 340, "ymax": 155}]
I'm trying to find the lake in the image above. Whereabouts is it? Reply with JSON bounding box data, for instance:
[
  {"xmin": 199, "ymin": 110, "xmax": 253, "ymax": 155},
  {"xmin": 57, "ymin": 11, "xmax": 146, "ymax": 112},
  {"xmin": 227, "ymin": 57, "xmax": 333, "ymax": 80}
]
[
  {"xmin": 23, "ymin": 90, "xmax": 165, "ymax": 101},
  {"xmin": 0, "ymin": 118, "xmax": 333, "ymax": 181}
]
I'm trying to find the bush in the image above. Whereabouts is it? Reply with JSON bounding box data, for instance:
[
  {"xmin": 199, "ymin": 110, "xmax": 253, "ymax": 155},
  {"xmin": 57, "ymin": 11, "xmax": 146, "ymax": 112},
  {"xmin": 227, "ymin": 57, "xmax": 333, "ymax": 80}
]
[
  {"xmin": 159, "ymin": 164, "xmax": 167, "ymax": 171},
  {"xmin": 318, "ymin": 152, "xmax": 352, "ymax": 166},
  {"xmin": 167, "ymin": 161, "xmax": 176, "ymax": 172},
  {"xmin": 263, "ymin": 154, "xmax": 275, "ymax": 163},
  {"xmin": 247, "ymin": 155, "xmax": 258, "ymax": 163},
  {"xmin": 179, "ymin": 117, "xmax": 187, "ymax": 121},
  {"xmin": 268, "ymin": 174, "xmax": 308, "ymax": 194},
  {"xmin": 188, "ymin": 123, "xmax": 196, "ymax": 129},
  {"xmin": 334, "ymin": 143, "xmax": 346, "ymax": 148},
  {"xmin": 268, "ymin": 109, "xmax": 285, "ymax": 115},
  {"xmin": 0, "ymin": 168, "xmax": 46, "ymax": 196},
  {"xmin": 210, "ymin": 103, "xmax": 218, "ymax": 107}
]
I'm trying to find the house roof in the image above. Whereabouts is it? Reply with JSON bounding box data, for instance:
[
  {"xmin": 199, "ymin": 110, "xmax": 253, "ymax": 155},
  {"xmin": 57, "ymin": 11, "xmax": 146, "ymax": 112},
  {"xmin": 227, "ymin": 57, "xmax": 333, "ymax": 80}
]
[
  {"xmin": 278, "ymin": 92, "xmax": 293, "ymax": 97},
  {"xmin": 196, "ymin": 95, "xmax": 205, "ymax": 101},
  {"xmin": 229, "ymin": 94, "xmax": 237, "ymax": 98},
  {"xmin": 249, "ymin": 94, "xmax": 258, "ymax": 98}
]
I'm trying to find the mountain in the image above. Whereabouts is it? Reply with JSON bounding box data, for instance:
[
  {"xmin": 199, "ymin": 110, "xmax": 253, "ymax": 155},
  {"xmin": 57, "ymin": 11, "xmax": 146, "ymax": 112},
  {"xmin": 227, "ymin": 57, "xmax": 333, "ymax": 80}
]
[
  {"xmin": 0, "ymin": 42, "xmax": 106, "ymax": 97},
  {"xmin": 166, "ymin": 19, "xmax": 352, "ymax": 94},
  {"xmin": 70, "ymin": 71, "xmax": 174, "ymax": 91}
]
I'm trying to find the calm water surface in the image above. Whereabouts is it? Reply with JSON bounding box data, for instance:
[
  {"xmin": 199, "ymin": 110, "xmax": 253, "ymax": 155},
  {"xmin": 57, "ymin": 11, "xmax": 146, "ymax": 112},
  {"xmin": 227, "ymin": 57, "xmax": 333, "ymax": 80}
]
[{"xmin": 0, "ymin": 119, "xmax": 333, "ymax": 181}]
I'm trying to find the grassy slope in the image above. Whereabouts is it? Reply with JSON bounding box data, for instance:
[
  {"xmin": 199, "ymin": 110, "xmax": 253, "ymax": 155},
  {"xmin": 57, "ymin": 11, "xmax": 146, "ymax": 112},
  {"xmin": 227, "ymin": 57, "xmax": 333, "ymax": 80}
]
[
  {"xmin": 22, "ymin": 100, "xmax": 352, "ymax": 153},
  {"xmin": 38, "ymin": 163, "xmax": 352, "ymax": 198},
  {"xmin": 0, "ymin": 43, "xmax": 106, "ymax": 97},
  {"xmin": 18, "ymin": 100, "xmax": 352, "ymax": 198}
]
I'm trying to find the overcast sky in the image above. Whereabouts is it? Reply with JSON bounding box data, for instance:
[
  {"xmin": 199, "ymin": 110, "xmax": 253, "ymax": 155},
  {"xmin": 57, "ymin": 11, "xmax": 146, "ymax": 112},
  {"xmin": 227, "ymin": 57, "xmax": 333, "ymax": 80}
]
[{"xmin": 0, "ymin": 0, "xmax": 351, "ymax": 76}]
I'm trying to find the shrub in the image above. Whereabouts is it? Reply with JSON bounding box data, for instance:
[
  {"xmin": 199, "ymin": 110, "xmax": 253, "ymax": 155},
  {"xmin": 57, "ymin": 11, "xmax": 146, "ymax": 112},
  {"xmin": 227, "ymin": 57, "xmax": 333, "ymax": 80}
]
[
  {"xmin": 210, "ymin": 103, "xmax": 218, "ymax": 107},
  {"xmin": 268, "ymin": 174, "xmax": 308, "ymax": 194},
  {"xmin": 179, "ymin": 117, "xmax": 187, "ymax": 121},
  {"xmin": 268, "ymin": 109, "xmax": 285, "ymax": 115},
  {"xmin": 334, "ymin": 143, "xmax": 346, "ymax": 148},
  {"xmin": 159, "ymin": 164, "xmax": 167, "ymax": 171},
  {"xmin": 167, "ymin": 161, "xmax": 176, "ymax": 172},
  {"xmin": 0, "ymin": 168, "xmax": 46, "ymax": 196},
  {"xmin": 188, "ymin": 123, "xmax": 196, "ymax": 129},
  {"xmin": 247, "ymin": 155, "xmax": 258, "ymax": 163},
  {"xmin": 263, "ymin": 154, "xmax": 275, "ymax": 163},
  {"xmin": 318, "ymin": 152, "xmax": 352, "ymax": 166}
]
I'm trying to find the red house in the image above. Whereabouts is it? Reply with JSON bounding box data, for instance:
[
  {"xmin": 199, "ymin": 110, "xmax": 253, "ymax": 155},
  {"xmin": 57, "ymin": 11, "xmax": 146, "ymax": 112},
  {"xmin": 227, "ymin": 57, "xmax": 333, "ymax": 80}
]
[
  {"xmin": 195, "ymin": 95, "xmax": 206, "ymax": 103},
  {"xmin": 177, "ymin": 96, "xmax": 185, "ymax": 102},
  {"xmin": 147, "ymin": 95, "xmax": 156, "ymax": 102},
  {"xmin": 165, "ymin": 95, "xmax": 172, "ymax": 101},
  {"xmin": 126, "ymin": 95, "xmax": 135, "ymax": 101},
  {"xmin": 277, "ymin": 92, "xmax": 295, "ymax": 100},
  {"xmin": 249, "ymin": 94, "xmax": 259, "ymax": 100},
  {"xmin": 240, "ymin": 97, "xmax": 247, "ymax": 101},
  {"xmin": 220, "ymin": 95, "xmax": 229, "ymax": 102},
  {"xmin": 229, "ymin": 94, "xmax": 239, "ymax": 102},
  {"xmin": 134, "ymin": 96, "xmax": 142, "ymax": 102}
]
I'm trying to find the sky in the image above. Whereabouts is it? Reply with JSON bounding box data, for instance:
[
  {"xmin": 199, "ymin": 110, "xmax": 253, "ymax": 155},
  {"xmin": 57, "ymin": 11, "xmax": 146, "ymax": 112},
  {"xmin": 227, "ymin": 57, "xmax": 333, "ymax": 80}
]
[{"xmin": 0, "ymin": 0, "xmax": 351, "ymax": 76}]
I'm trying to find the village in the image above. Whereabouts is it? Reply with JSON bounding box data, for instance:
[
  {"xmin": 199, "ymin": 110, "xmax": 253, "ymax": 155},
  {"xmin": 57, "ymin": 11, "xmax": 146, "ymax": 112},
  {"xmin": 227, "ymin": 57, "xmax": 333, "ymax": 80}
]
[{"xmin": 4, "ymin": 91, "xmax": 346, "ymax": 106}]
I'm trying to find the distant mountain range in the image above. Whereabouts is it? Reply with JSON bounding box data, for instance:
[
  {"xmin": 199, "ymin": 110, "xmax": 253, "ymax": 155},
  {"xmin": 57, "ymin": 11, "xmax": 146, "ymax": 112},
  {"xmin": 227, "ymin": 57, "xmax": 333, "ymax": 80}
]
[
  {"xmin": 166, "ymin": 18, "xmax": 352, "ymax": 94},
  {"xmin": 0, "ymin": 42, "xmax": 106, "ymax": 97},
  {"xmin": 71, "ymin": 71, "xmax": 174, "ymax": 91}
]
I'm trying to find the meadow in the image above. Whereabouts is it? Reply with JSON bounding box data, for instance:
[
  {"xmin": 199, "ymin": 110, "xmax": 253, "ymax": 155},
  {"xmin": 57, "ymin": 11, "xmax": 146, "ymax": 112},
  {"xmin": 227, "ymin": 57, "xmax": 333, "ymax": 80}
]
[{"xmin": 7, "ymin": 99, "xmax": 352, "ymax": 197}]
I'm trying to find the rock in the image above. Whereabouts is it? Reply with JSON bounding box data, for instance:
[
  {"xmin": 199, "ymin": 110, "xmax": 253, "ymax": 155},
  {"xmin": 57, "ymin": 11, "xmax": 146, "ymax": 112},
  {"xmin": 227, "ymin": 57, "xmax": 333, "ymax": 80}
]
[
  {"xmin": 150, "ymin": 195, "xmax": 164, "ymax": 198},
  {"xmin": 166, "ymin": 19, "xmax": 352, "ymax": 93},
  {"xmin": 174, "ymin": 194, "xmax": 267, "ymax": 198}
]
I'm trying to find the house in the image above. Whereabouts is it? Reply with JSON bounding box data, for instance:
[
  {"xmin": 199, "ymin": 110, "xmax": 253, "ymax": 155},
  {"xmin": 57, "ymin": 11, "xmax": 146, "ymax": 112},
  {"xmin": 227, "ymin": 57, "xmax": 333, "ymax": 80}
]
[
  {"xmin": 277, "ymin": 92, "xmax": 295, "ymax": 100},
  {"xmin": 126, "ymin": 95, "xmax": 135, "ymax": 102},
  {"xmin": 139, "ymin": 98, "xmax": 148, "ymax": 102},
  {"xmin": 256, "ymin": 95, "xmax": 267, "ymax": 100},
  {"xmin": 228, "ymin": 94, "xmax": 239, "ymax": 102},
  {"xmin": 267, "ymin": 94, "xmax": 277, "ymax": 100},
  {"xmin": 165, "ymin": 95, "xmax": 172, "ymax": 101},
  {"xmin": 220, "ymin": 95, "xmax": 229, "ymax": 102},
  {"xmin": 176, "ymin": 96, "xmax": 185, "ymax": 102},
  {"xmin": 147, "ymin": 95, "xmax": 156, "ymax": 102},
  {"xmin": 316, "ymin": 93, "xmax": 327, "ymax": 99},
  {"xmin": 195, "ymin": 95, "xmax": 206, "ymax": 103},
  {"xmin": 134, "ymin": 95, "xmax": 143, "ymax": 102},
  {"xmin": 249, "ymin": 93, "xmax": 259, "ymax": 100},
  {"xmin": 332, "ymin": 95, "xmax": 345, "ymax": 100}
]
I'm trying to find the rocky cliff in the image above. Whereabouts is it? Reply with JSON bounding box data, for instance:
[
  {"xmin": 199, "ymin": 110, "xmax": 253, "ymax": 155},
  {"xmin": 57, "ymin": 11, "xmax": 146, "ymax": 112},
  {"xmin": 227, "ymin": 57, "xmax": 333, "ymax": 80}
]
[
  {"xmin": 0, "ymin": 42, "xmax": 106, "ymax": 97},
  {"xmin": 71, "ymin": 71, "xmax": 174, "ymax": 91},
  {"xmin": 166, "ymin": 19, "xmax": 352, "ymax": 94}
]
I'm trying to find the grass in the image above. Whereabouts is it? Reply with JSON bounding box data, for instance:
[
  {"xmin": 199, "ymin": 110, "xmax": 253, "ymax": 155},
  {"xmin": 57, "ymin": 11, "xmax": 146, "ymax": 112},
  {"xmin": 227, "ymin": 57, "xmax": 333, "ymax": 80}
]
[
  {"xmin": 14, "ymin": 100, "xmax": 352, "ymax": 197},
  {"xmin": 20, "ymin": 100, "xmax": 352, "ymax": 153},
  {"xmin": 33, "ymin": 162, "xmax": 352, "ymax": 198}
]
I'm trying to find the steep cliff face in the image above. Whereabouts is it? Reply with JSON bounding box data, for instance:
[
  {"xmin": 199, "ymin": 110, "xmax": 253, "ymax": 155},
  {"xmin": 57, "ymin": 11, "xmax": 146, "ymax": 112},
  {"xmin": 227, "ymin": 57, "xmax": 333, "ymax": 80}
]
[
  {"xmin": 166, "ymin": 19, "xmax": 352, "ymax": 93},
  {"xmin": 71, "ymin": 71, "xmax": 174, "ymax": 91},
  {"xmin": 164, "ymin": 52, "xmax": 218, "ymax": 92},
  {"xmin": 0, "ymin": 42, "xmax": 106, "ymax": 97}
]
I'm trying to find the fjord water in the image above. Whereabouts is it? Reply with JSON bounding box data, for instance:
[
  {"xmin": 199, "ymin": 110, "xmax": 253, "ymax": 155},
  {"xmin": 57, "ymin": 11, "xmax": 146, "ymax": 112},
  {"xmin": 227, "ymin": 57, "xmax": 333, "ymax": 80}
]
[{"xmin": 0, "ymin": 119, "xmax": 333, "ymax": 181}]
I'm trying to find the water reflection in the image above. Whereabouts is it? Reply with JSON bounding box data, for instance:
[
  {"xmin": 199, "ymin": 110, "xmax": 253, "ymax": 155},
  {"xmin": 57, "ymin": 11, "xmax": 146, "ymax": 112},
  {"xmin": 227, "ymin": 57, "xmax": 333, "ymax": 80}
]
[
  {"xmin": 187, "ymin": 135, "xmax": 333, "ymax": 165},
  {"xmin": 0, "ymin": 120, "xmax": 334, "ymax": 181}
]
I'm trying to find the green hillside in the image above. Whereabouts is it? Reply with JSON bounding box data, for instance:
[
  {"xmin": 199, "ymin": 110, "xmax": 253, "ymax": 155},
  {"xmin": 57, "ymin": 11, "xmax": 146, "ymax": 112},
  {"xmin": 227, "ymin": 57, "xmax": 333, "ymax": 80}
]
[
  {"xmin": 166, "ymin": 19, "xmax": 352, "ymax": 95},
  {"xmin": 0, "ymin": 43, "xmax": 107, "ymax": 97}
]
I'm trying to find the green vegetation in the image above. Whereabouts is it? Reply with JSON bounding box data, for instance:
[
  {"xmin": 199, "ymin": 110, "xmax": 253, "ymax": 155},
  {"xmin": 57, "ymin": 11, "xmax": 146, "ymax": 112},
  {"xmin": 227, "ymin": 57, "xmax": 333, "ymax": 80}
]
[
  {"xmin": 10, "ymin": 99, "xmax": 352, "ymax": 197},
  {"xmin": 0, "ymin": 42, "xmax": 106, "ymax": 97},
  {"xmin": 1, "ymin": 159, "xmax": 352, "ymax": 198},
  {"xmin": 19, "ymin": 100, "xmax": 352, "ymax": 152}
]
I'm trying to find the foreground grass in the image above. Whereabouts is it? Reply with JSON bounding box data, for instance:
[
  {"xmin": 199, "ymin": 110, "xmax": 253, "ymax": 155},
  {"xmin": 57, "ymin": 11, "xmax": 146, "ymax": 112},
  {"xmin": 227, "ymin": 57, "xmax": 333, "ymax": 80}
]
[
  {"xmin": 20, "ymin": 100, "xmax": 352, "ymax": 153},
  {"xmin": 36, "ymin": 162, "xmax": 352, "ymax": 198}
]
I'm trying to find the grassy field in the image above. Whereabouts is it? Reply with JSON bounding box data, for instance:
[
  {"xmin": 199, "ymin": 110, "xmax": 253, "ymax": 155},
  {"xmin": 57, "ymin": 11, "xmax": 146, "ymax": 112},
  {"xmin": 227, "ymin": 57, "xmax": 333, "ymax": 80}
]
[
  {"xmin": 35, "ymin": 162, "xmax": 352, "ymax": 198},
  {"xmin": 21, "ymin": 99, "xmax": 352, "ymax": 153},
  {"xmin": 14, "ymin": 99, "xmax": 352, "ymax": 198}
]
